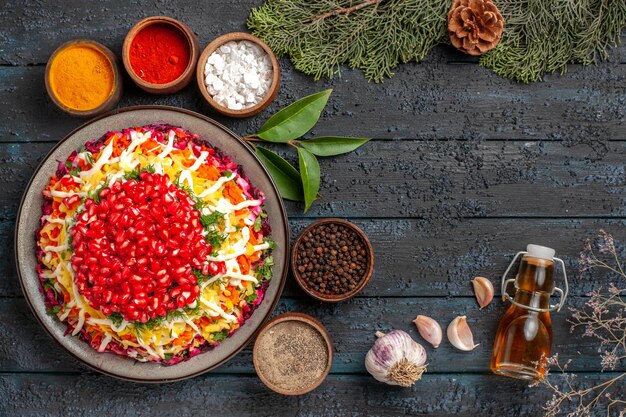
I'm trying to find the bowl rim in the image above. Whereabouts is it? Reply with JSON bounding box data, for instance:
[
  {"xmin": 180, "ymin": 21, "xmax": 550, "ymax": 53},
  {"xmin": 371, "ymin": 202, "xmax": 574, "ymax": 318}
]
[
  {"xmin": 45, "ymin": 39, "xmax": 123, "ymax": 118},
  {"xmin": 252, "ymin": 312, "xmax": 334, "ymax": 395},
  {"xmin": 14, "ymin": 105, "xmax": 290, "ymax": 383},
  {"xmin": 196, "ymin": 31, "xmax": 281, "ymax": 118},
  {"xmin": 122, "ymin": 16, "xmax": 199, "ymax": 92},
  {"xmin": 291, "ymin": 218, "xmax": 374, "ymax": 303}
]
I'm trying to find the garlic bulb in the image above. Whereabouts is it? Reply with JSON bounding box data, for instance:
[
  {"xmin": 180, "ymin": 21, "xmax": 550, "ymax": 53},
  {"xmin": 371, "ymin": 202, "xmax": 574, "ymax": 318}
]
[
  {"xmin": 412, "ymin": 315, "xmax": 443, "ymax": 348},
  {"xmin": 365, "ymin": 330, "xmax": 427, "ymax": 387},
  {"xmin": 447, "ymin": 316, "xmax": 479, "ymax": 351},
  {"xmin": 471, "ymin": 277, "xmax": 494, "ymax": 309}
]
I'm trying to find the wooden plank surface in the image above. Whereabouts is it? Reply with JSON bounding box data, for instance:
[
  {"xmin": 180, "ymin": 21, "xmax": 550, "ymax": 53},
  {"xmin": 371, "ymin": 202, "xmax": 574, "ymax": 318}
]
[
  {"xmin": 2, "ymin": 218, "xmax": 625, "ymax": 298},
  {"xmin": 0, "ymin": 296, "xmax": 619, "ymax": 374},
  {"xmin": 0, "ymin": 372, "xmax": 619, "ymax": 417},
  {"xmin": 1, "ymin": 141, "xmax": 625, "ymax": 221},
  {"xmin": 1, "ymin": 61, "xmax": 624, "ymax": 142},
  {"xmin": 1, "ymin": 0, "xmax": 625, "ymax": 415}
]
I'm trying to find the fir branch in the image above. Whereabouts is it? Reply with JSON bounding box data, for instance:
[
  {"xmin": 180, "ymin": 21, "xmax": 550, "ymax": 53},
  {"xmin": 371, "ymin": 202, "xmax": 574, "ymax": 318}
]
[
  {"xmin": 248, "ymin": 0, "xmax": 626, "ymax": 83},
  {"xmin": 310, "ymin": 0, "xmax": 381, "ymax": 23},
  {"xmin": 480, "ymin": 0, "xmax": 626, "ymax": 82},
  {"xmin": 249, "ymin": 0, "xmax": 448, "ymax": 82}
]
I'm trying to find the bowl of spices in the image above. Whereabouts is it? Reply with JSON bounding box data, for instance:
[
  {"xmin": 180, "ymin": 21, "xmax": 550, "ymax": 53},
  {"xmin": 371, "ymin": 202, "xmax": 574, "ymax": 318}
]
[
  {"xmin": 253, "ymin": 313, "xmax": 333, "ymax": 395},
  {"xmin": 123, "ymin": 16, "xmax": 199, "ymax": 94},
  {"xmin": 45, "ymin": 40, "xmax": 122, "ymax": 117},
  {"xmin": 292, "ymin": 219, "xmax": 374, "ymax": 302},
  {"xmin": 196, "ymin": 32, "xmax": 280, "ymax": 118}
]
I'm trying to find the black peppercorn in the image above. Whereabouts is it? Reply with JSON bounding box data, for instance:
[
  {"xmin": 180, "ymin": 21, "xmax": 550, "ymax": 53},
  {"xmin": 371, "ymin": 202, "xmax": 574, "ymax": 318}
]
[{"xmin": 295, "ymin": 222, "xmax": 370, "ymax": 296}]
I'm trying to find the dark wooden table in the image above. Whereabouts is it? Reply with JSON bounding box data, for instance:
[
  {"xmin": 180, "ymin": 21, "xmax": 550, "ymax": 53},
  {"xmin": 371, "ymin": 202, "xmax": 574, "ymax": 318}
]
[{"xmin": 1, "ymin": 2, "xmax": 625, "ymax": 416}]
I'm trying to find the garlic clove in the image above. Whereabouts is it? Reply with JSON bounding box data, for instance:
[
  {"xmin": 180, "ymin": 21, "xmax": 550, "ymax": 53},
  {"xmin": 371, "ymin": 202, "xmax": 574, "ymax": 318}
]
[
  {"xmin": 447, "ymin": 316, "xmax": 479, "ymax": 351},
  {"xmin": 471, "ymin": 276, "xmax": 494, "ymax": 309},
  {"xmin": 412, "ymin": 315, "xmax": 443, "ymax": 348}
]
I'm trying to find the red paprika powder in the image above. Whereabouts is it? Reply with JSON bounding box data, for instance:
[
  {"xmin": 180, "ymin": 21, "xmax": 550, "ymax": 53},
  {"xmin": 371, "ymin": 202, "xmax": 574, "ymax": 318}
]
[{"xmin": 129, "ymin": 23, "xmax": 190, "ymax": 84}]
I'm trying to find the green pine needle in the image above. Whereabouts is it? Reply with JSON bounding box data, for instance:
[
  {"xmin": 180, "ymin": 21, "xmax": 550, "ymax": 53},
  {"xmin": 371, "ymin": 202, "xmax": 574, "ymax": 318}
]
[{"xmin": 248, "ymin": 0, "xmax": 626, "ymax": 83}]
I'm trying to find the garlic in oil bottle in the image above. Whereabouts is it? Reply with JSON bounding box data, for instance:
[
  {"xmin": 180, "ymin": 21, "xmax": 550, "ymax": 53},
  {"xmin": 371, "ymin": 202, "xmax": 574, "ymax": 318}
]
[{"xmin": 365, "ymin": 330, "xmax": 427, "ymax": 387}]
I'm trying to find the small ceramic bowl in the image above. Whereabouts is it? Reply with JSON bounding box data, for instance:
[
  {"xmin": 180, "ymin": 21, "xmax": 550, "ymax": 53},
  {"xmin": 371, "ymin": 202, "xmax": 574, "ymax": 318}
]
[
  {"xmin": 196, "ymin": 32, "xmax": 280, "ymax": 118},
  {"xmin": 291, "ymin": 218, "xmax": 374, "ymax": 303},
  {"xmin": 122, "ymin": 16, "xmax": 199, "ymax": 94},
  {"xmin": 45, "ymin": 39, "xmax": 123, "ymax": 118},
  {"xmin": 253, "ymin": 313, "xmax": 333, "ymax": 395}
]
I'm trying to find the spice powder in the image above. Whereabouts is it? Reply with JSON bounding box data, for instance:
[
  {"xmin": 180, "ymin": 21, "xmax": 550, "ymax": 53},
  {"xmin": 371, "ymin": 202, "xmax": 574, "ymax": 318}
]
[
  {"xmin": 129, "ymin": 23, "xmax": 190, "ymax": 84},
  {"xmin": 255, "ymin": 320, "xmax": 329, "ymax": 392},
  {"xmin": 48, "ymin": 44, "xmax": 115, "ymax": 111}
]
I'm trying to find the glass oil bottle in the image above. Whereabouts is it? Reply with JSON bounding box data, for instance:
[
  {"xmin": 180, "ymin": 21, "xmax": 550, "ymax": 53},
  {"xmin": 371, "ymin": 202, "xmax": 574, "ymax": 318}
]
[{"xmin": 491, "ymin": 244, "xmax": 568, "ymax": 381}]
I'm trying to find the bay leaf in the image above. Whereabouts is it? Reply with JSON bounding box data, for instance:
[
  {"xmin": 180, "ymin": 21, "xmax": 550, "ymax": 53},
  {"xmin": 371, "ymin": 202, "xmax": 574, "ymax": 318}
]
[
  {"xmin": 257, "ymin": 89, "xmax": 332, "ymax": 142},
  {"xmin": 255, "ymin": 147, "xmax": 304, "ymax": 201},
  {"xmin": 297, "ymin": 147, "xmax": 320, "ymax": 212},
  {"xmin": 299, "ymin": 136, "xmax": 370, "ymax": 156}
]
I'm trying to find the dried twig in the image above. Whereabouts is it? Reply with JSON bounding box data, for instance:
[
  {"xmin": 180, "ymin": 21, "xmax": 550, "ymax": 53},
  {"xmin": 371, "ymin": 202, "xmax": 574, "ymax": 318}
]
[{"xmin": 535, "ymin": 230, "xmax": 626, "ymax": 417}]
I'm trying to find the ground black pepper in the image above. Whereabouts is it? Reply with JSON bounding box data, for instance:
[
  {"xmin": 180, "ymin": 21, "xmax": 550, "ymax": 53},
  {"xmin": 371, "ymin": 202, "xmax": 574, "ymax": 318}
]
[
  {"xmin": 255, "ymin": 320, "xmax": 329, "ymax": 392},
  {"xmin": 295, "ymin": 223, "xmax": 369, "ymax": 296}
]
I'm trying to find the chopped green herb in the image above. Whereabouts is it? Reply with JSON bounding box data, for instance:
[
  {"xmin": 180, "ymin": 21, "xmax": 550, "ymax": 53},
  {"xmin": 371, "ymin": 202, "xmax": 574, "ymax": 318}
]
[
  {"xmin": 264, "ymin": 238, "xmax": 277, "ymax": 250},
  {"xmin": 194, "ymin": 199, "xmax": 208, "ymax": 211},
  {"xmin": 124, "ymin": 164, "xmax": 157, "ymax": 181},
  {"xmin": 166, "ymin": 309, "xmax": 185, "ymax": 321},
  {"xmin": 253, "ymin": 216, "xmax": 263, "ymax": 232},
  {"xmin": 43, "ymin": 279, "xmax": 54, "ymax": 290},
  {"xmin": 256, "ymin": 256, "xmax": 274, "ymax": 281},
  {"xmin": 245, "ymin": 292, "xmax": 258, "ymax": 304},
  {"xmin": 212, "ymin": 330, "xmax": 229, "ymax": 342},
  {"xmin": 86, "ymin": 152, "xmax": 95, "ymax": 165},
  {"xmin": 163, "ymin": 353, "xmax": 174, "ymax": 360},
  {"xmin": 205, "ymin": 229, "xmax": 226, "ymax": 249},
  {"xmin": 184, "ymin": 303, "xmax": 203, "ymax": 316},
  {"xmin": 134, "ymin": 316, "xmax": 166, "ymax": 333},
  {"xmin": 124, "ymin": 168, "xmax": 141, "ymax": 180},
  {"xmin": 177, "ymin": 183, "xmax": 194, "ymax": 197},
  {"xmin": 200, "ymin": 211, "xmax": 224, "ymax": 228},
  {"xmin": 107, "ymin": 312, "xmax": 124, "ymax": 327},
  {"xmin": 171, "ymin": 173, "xmax": 214, "ymax": 213},
  {"xmin": 64, "ymin": 160, "xmax": 73, "ymax": 169},
  {"xmin": 46, "ymin": 305, "xmax": 61, "ymax": 316},
  {"xmin": 88, "ymin": 181, "xmax": 108, "ymax": 203},
  {"xmin": 192, "ymin": 269, "xmax": 212, "ymax": 284},
  {"xmin": 200, "ymin": 210, "xmax": 227, "ymax": 249},
  {"xmin": 224, "ymin": 170, "xmax": 234, "ymax": 178}
]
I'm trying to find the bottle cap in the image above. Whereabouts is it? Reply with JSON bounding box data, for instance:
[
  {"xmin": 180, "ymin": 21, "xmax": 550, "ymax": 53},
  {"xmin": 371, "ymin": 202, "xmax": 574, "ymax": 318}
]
[{"xmin": 526, "ymin": 244, "xmax": 555, "ymax": 260}]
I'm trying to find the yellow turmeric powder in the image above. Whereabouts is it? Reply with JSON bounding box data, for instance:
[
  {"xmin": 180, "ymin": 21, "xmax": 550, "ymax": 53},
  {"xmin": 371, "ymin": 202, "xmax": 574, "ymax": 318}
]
[{"xmin": 49, "ymin": 44, "xmax": 115, "ymax": 111}]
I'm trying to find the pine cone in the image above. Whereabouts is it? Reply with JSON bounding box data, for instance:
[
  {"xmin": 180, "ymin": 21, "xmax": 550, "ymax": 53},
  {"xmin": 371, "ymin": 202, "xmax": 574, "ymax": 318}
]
[{"xmin": 448, "ymin": 0, "xmax": 504, "ymax": 56}]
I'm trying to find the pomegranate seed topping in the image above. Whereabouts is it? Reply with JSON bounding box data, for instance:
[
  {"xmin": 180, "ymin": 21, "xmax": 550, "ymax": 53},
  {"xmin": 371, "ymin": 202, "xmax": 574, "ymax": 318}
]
[
  {"xmin": 70, "ymin": 173, "xmax": 210, "ymax": 322},
  {"xmin": 170, "ymin": 287, "xmax": 182, "ymax": 298}
]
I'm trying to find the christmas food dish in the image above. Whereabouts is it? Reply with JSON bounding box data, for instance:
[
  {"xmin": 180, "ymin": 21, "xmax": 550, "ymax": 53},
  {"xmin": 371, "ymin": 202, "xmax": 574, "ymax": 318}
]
[
  {"xmin": 37, "ymin": 123, "xmax": 274, "ymax": 363},
  {"xmin": 16, "ymin": 107, "xmax": 288, "ymax": 381}
]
